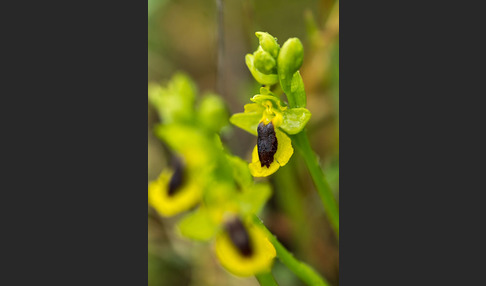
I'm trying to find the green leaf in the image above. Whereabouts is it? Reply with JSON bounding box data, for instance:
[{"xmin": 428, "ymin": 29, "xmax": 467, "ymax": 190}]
[
  {"xmin": 246, "ymin": 54, "xmax": 278, "ymax": 86},
  {"xmin": 177, "ymin": 208, "xmax": 218, "ymax": 241},
  {"xmin": 280, "ymin": 108, "xmax": 311, "ymax": 134},
  {"xmin": 229, "ymin": 112, "xmax": 260, "ymax": 136}
]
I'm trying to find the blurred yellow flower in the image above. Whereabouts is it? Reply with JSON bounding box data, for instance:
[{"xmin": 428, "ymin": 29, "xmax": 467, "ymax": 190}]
[
  {"xmin": 148, "ymin": 167, "xmax": 203, "ymax": 217},
  {"xmin": 215, "ymin": 217, "xmax": 276, "ymax": 277}
]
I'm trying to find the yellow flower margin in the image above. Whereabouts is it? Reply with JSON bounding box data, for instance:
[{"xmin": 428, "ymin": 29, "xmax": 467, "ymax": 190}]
[
  {"xmin": 249, "ymin": 127, "xmax": 293, "ymax": 177},
  {"xmin": 148, "ymin": 169, "xmax": 203, "ymax": 217},
  {"xmin": 215, "ymin": 222, "xmax": 276, "ymax": 277}
]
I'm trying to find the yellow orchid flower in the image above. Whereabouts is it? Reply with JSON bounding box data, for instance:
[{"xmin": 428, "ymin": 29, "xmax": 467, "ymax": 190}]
[
  {"xmin": 148, "ymin": 159, "xmax": 204, "ymax": 217},
  {"xmin": 249, "ymin": 123, "xmax": 293, "ymax": 177},
  {"xmin": 231, "ymin": 92, "xmax": 311, "ymax": 177},
  {"xmin": 215, "ymin": 216, "xmax": 276, "ymax": 277}
]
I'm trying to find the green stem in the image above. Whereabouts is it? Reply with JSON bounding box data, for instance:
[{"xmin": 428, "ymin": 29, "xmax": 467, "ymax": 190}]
[
  {"xmin": 253, "ymin": 215, "xmax": 330, "ymax": 286},
  {"xmin": 292, "ymin": 130, "xmax": 339, "ymax": 239},
  {"xmin": 274, "ymin": 163, "xmax": 309, "ymax": 248},
  {"xmin": 256, "ymin": 272, "xmax": 279, "ymax": 286}
]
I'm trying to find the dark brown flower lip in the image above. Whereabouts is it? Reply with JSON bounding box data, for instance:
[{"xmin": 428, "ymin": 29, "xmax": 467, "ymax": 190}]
[
  {"xmin": 168, "ymin": 157, "xmax": 185, "ymax": 196},
  {"xmin": 257, "ymin": 121, "xmax": 278, "ymax": 168},
  {"xmin": 224, "ymin": 217, "xmax": 253, "ymax": 257}
]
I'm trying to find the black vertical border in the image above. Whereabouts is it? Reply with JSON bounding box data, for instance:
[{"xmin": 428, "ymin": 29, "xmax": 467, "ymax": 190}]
[
  {"xmin": 341, "ymin": 0, "xmax": 486, "ymax": 285},
  {"xmin": 2, "ymin": 0, "xmax": 149, "ymax": 284}
]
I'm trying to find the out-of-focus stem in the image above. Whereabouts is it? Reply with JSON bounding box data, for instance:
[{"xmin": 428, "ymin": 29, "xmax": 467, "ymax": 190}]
[
  {"xmin": 292, "ymin": 130, "xmax": 339, "ymax": 239},
  {"xmin": 253, "ymin": 215, "xmax": 330, "ymax": 286},
  {"xmin": 274, "ymin": 162, "xmax": 310, "ymax": 254},
  {"xmin": 216, "ymin": 0, "xmax": 224, "ymax": 96},
  {"xmin": 255, "ymin": 272, "xmax": 279, "ymax": 286}
]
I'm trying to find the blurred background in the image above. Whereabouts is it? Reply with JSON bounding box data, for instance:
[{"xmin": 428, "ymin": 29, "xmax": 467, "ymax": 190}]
[{"xmin": 148, "ymin": 0, "xmax": 339, "ymax": 285}]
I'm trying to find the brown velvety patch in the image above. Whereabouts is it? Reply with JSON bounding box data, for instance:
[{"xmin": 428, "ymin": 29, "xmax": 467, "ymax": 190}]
[
  {"xmin": 224, "ymin": 218, "xmax": 253, "ymax": 257},
  {"xmin": 257, "ymin": 122, "xmax": 278, "ymax": 168},
  {"xmin": 168, "ymin": 158, "xmax": 185, "ymax": 196}
]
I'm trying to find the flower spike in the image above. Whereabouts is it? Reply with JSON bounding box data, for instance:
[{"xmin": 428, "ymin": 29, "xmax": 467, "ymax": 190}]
[{"xmin": 230, "ymin": 92, "xmax": 309, "ymax": 177}]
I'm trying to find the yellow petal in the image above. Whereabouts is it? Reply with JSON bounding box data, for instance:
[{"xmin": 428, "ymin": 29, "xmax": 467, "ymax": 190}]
[
  {"xmin": 148, "ymin": 170, "xmax": 202, "ymax": 217},
  {"xmin": 249, "ymin": 160, "xmax": 280, "ymax": 177},
  {"xmin": 215, "ymin": 223, "xmax": 276, "ymax": 277},
  {"xmin": 274, "ymin": 129, "xmax": 293, "ymax": 166},
  {"xmin": 248, "ymin": 128, "xmax": 294, "ymax": 177},
  {"xmin": 249, "ymin": 146, "xmax": 279, "ymax": 177},
  {"xmin": 251, "ymin": 145, "xmax": 259, "ymax": 162}
]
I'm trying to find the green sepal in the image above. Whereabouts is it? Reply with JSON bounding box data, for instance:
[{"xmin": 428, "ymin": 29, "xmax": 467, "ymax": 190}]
[
  {"xmin": 250, "ymin": 94, "xmax": 287, "ymax": 110},
  {"xmin": 202, "ymin": 181, "xmax": 236, "ymax": 209},
  {"xmin": 156, "ymin": 124, "xmax": 204, "ymax": 152},
  {"xmin": 246, "ymin": 54, "xmax": 278, "ymax": 86},
  {"xmin": 155, "ymin": 123, "xmax": 214, "ymax": 167},
  {"xmin": 226, "ymin": 154, "xmax": 253, "ymax": 189},
  {"xmin": 280, "ymin": 108, "xmax": 311, "ymax": 134},
  {"xmin": 177, "ymin": 208, "xmax": 219, "ymax": 241},
  {"xmin": 290, "ymin": 71, "xmax": 307, "ymax": 108},
  {"xmin": 254, "ymin": 48, "xmax": 276, "ymax": 75},
  {"xmin": 237, "ymin": 183, "xmax": 272, "ymax": 216},
  {"xmin": 229, "ymin": 112, "xmax": 260, "ymax": 136},
  {"xmin": 259, "ymin": 86, "xmax": 273, "ymax": 95},
  {"xmin": 244, "ymin": 103, "xmax": 265, "ymax": 113},
  {"xmin": 255, "ymin": 32, "xmax": 280, "ymax": 58}
]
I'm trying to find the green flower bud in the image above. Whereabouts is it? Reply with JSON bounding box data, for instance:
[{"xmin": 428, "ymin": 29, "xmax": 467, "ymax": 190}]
[
  {"xmin": 197, "ymin": 93, "xmax": 229, "ymax": 132},
  {"xmin": 277, "ymin": 38, "xmax": 304, "ymax": 79},
  {"xmin": 253, "ymin": 49, "xmax": 276, "ymax": 75},
  {"xmin": 148, "ymin": 72, "xmax": 197, "ymax": 124},
  {"xmin": 245, "ymin": 54, "xmax": 278, "ymax": 86},
  {"xmin": 255, "ymin": 32, "xmax": 280, "ymax": 58},
  {"xmin": 277, "ymin": 38, "xmax": 305, "ymax": 108}
]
